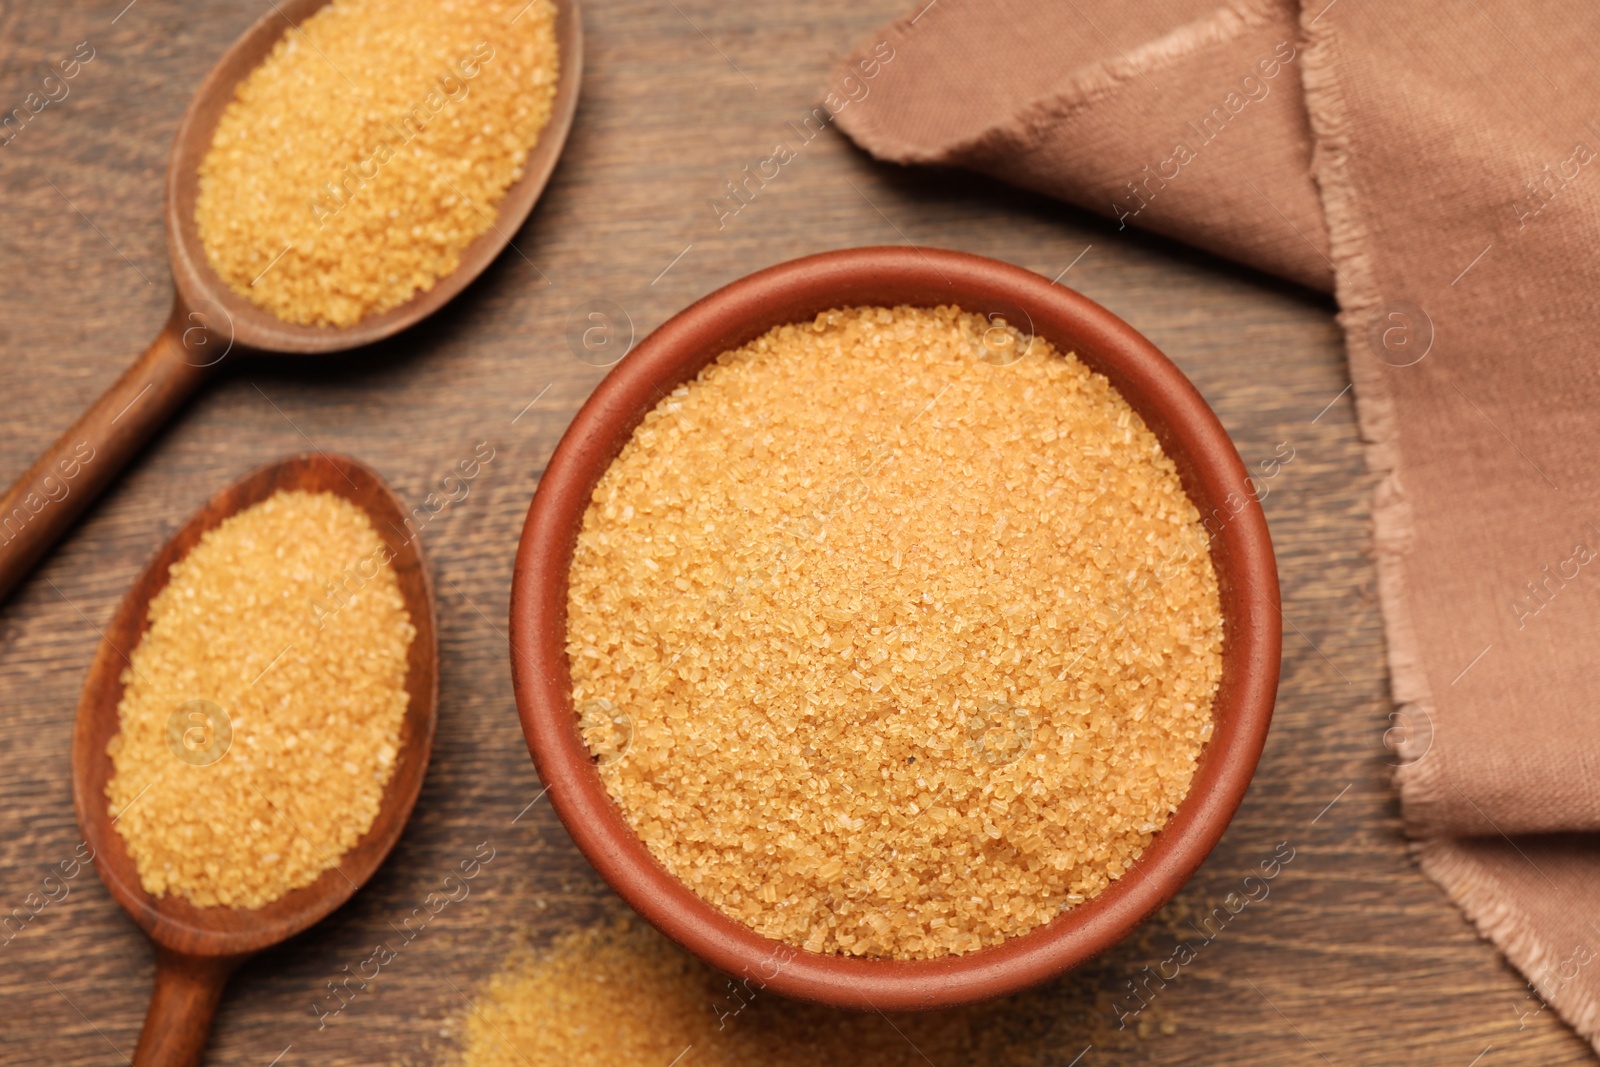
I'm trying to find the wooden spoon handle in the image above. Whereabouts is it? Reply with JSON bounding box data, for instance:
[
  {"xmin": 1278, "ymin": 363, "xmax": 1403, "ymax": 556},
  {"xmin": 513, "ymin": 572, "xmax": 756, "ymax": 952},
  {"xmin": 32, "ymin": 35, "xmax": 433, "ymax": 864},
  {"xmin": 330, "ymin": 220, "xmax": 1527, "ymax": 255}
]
[
  {"xmin": 0, "ymin": 299, "xmax": 217, "ymax": 603},
  {"xmin": 133, "ymin": 948, "xmax": 243, "ymax": 1067}
]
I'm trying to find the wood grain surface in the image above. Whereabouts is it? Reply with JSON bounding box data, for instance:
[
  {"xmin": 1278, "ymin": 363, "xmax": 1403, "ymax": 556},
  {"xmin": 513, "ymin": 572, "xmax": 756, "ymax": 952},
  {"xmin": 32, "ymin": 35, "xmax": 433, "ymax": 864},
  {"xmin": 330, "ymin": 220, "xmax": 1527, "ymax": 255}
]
[{"xmin": 0, "ymin": 0, "xmax": 1589, "ymax": 1064}]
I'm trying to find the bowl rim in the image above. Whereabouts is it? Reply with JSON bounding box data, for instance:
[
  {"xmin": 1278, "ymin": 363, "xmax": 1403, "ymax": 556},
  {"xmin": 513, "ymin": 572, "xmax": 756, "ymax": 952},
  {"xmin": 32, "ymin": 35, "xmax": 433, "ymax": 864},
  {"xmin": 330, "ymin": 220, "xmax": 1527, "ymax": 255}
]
[{"xmin": 509, "ymin": 245, "xmax": 1280, "ymax": 1011}]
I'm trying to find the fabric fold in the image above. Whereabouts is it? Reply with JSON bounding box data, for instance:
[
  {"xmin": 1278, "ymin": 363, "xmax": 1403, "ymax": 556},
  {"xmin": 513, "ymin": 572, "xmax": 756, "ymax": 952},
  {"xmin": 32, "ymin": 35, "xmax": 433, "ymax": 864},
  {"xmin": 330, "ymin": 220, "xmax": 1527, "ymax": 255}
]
[
  {"xmin": 837, "ymin": 0, "xmax": 1330, "ymax": 289},
  {"xmin": 832, "ymin": 0, "xmax": 1600, "ymax": 1052}
]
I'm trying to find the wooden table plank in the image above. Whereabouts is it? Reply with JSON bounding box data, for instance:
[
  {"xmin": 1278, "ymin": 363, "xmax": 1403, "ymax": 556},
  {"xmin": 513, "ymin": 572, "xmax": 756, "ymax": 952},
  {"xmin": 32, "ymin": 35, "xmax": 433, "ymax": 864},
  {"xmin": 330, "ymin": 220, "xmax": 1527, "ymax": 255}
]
[{"xmin": 0, "ymin": 0, "xmax": 1588, "ymax": 1063}]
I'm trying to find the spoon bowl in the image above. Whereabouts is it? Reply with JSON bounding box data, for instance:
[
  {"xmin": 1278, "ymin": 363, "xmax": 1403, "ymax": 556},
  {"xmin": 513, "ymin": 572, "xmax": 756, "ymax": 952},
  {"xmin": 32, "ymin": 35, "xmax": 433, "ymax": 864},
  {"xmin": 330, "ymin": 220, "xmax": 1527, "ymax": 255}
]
[
  {"xmin": 169, "ymin": 0, "xmax": 583, "ymax": 353},
  {"xmin": 71, "ymin": 452, "xmax": 438, "ymax": 1066},
  {"xmin": 0, "ymin": 0, "xmax": 581, "ymax": 600}
]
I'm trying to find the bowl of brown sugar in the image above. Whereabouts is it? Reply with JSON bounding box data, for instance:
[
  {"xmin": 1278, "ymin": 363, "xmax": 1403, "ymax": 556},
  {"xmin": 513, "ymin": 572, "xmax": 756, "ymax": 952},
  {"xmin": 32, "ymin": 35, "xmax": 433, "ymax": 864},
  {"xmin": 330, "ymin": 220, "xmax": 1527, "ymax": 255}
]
[{"xmin": 510, "ymin": 246, "xmax": 1280, "ymax": 1010}]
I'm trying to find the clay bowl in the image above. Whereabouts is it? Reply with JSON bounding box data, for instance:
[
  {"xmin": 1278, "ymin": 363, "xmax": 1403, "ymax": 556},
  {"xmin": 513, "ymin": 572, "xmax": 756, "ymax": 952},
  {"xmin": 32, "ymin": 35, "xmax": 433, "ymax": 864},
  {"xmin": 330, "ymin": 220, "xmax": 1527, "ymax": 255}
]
[
  {"xmin": 72, "ymin": 453, "xmax": 437, "ymax": 1065},
  {"xmin": 509, "ymin": 246, "xmax": 1280, "ymax": 1011}
]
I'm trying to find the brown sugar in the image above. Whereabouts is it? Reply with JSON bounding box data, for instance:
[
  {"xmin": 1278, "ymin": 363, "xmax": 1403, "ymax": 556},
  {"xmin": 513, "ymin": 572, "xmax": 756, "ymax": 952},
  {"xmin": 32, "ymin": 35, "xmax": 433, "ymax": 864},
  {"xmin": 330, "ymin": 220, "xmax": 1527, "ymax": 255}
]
[
  {"xmin": 195, "ymin": 0, "xmax": 560, "ymax": 327},
  {"xmin": 565, "ymin": 305, "xmax": 1224, "ymax": 959},
  {"xmin": 105, "ymin": 489, "xmax": 415, "ymax": 909},
  {"xmin": 447, "ymin": 917, "xmax": 1053, "ymax": 1067}
]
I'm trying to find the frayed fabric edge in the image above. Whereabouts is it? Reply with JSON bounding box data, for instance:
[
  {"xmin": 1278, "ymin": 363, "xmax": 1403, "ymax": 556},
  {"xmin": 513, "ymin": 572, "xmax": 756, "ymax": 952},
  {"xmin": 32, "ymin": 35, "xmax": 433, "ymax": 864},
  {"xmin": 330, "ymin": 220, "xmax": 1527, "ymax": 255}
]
[
  {"xmin": 1299, "ymin": 3, "xmax": 1600, "ymax": 1055},
  {"xmin": 1293, "ymin": 4, "xmax": 1438, "ymax": 819},
  {"xmin": 830, "ymin": 0, "xmax": 1287, "ymax": 166},
  {"xmin": 1413, "ymin": 839, "xmax": 1600, "ymax": 1055}
]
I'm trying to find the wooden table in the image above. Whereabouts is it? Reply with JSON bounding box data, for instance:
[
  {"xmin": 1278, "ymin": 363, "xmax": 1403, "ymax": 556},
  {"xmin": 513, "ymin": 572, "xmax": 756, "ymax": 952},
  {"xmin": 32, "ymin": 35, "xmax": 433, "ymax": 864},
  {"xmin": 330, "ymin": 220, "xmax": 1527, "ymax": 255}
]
[{"xmin": 0, "ymin": 1, "xmax": 1588, "ymax": 1064}]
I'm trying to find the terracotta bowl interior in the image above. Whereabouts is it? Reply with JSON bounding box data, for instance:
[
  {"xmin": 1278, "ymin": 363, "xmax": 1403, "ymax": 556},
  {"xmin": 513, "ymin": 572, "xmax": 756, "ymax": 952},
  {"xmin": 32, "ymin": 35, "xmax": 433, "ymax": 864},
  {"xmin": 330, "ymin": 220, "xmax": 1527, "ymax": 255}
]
[
  {"xmin": 164, "ymin": 0, "xmax": 583, "ymax": 353},
  {"xmin": 510, "ymin": 246, "xmax": 1280, "ymax": 1012},
  {"xmin": 71, "ymin": 453, "xmax": 438, "ymax": 958}
]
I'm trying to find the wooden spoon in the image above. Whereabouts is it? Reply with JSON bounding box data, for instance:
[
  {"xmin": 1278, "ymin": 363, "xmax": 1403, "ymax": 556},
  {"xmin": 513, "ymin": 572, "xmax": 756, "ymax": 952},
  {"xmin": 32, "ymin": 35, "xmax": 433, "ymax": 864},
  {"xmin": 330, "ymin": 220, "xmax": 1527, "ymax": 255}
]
[
  {"xmin": 71, "ymin": 453, "xmax": 438, "ymax": 1067},
  {"xmin": 0, "ymin": 0, "xmax": 581, "ymax": 604}
]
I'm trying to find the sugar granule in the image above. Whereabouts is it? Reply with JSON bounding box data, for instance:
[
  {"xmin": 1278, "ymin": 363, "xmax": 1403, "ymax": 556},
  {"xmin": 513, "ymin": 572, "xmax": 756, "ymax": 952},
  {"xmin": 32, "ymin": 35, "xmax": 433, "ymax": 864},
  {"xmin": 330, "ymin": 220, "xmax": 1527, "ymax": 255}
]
[
  {"xmin": 446, "ymin": 918, "xmax": 1053, "ymax": 1067},
  {"xmin": 105, "ymin": 489, "xmax": 415, "ymax": 909},
  {"xmin": 566, "ymin": 304, "xmax": 1225, "ymax": 959},
  {"xmin": 195, "ymin": 0, "xmax": 559, "ymax": 327}
]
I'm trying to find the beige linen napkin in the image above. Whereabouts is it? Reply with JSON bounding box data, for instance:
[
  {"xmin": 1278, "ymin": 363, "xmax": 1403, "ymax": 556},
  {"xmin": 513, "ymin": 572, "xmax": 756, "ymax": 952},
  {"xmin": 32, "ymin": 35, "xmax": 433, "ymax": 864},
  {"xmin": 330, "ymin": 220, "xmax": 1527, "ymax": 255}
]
[{"xmin": 833, "ymin": 0, "xmax": 1600, "ymax": 1049}]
